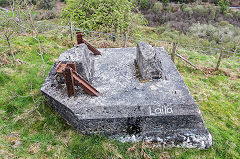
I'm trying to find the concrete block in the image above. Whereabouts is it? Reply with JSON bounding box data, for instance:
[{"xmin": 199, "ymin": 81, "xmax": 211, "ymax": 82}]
[
  {"xmin": 136, "ymin": 42, "xmax": 166, "ymax": 80},
  {"xmin": 58, "ymin": 43, "xmax": 94, "ymax": 82}
]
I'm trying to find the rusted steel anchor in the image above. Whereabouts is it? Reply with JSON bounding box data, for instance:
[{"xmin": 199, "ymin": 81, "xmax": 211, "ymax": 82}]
[
  {"xmin": 76, "ymin": 31, "xmax": 101, "ymax": 55},
  {"xmin": 55, "ymin": 32, "xmax": 101, "ymax": 97},
  {"xmin": 56, "ymin": 62, "xmax": 99, "ymax": 97}
]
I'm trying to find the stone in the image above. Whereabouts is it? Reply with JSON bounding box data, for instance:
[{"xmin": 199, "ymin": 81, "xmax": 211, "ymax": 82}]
[
  {"xmin": 136, "ymin": 42, "xmax": 166, "ymax": 80},
  {"xmin": 41, "ymin": 46, "xmax": 212, "ymax": 149},
  {"xmin": 58, "ymin": 43, "xmax": 94, "ymax": 82}
]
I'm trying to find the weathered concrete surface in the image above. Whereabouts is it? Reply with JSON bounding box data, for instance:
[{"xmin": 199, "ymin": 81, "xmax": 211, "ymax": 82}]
[
  {"xmin": 41, "ymin": 47, "xmax": 212, "ymax": 148},
  {"xmin": 136, "ymin": 42, "xmax": 166, "ymax": 80},
  {"xmin": 58, "ymin": 43, "xmax": 94, "ymax": 82}
]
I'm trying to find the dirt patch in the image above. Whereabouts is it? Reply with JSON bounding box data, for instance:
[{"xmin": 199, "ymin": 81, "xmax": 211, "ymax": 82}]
[
  {"xmin": 200, "ymin": 66, "xmax": 239, "ymax": 79},
  {"xmin": 222, "ymin": 68, "xmax": 239, "ymax": 80},
  {"xmin": 201, "ymin": 66, "xmax": 216, "ymax": 75},
  {"xmin": 230, "ymin": 0, "xmax": 240, "ymax": 7},
  {"xmin": 54, "ymin": 1, "xmax": 65, "ymax": 13},
  {"xmin": 0, "ymin": 55, "xmax": 12, "ymax": 66},
  {"xmin": 28, "ymin": 143, "xmax": 41, "ymax": 155},
  {"xmin": 0, "ymin": 149, "xmax": 14, "ymax": 159}
]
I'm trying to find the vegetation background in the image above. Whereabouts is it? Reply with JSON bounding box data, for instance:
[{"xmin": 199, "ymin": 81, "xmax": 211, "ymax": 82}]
[{"xmin": 0, "ymin": 0, "xmax": 239, "ymax": 158}]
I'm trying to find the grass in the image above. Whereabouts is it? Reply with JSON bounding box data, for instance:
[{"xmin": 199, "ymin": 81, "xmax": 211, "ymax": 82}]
[{"xmin": 0, "ymin": 29, "xmax": 239, "ymax": 158}]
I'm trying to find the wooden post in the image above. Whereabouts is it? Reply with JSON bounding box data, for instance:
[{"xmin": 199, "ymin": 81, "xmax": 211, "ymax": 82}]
[
  {"xmin": 215, "ymin": 48, "xmax": 224, "ymax": 71},
  {"xmin": 171, "ymin": 42, "xmax": 177, "ymax": 63},
  {"xmin": 70, "ymin": 21, "xmax": 73, "ymax": 41},
  {"xmin": 124, "ymin": 32, "xmax": 128, "ymax": 48}
]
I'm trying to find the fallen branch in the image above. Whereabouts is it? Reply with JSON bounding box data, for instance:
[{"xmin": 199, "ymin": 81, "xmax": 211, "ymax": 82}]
[
  {"xmin": 16, "ymin": 59, "xmax": 26, "ymax": 65},
  {"xmin": 29, "ymin": 81, "xmax": 42, "ymax": 116},
  {"xmin": 0, "ymin": 7, "xmax": 9, "ymax": 12},
  {"xmin": 175, "ymin": 52, "xmax": 198, "ymax": 69}
]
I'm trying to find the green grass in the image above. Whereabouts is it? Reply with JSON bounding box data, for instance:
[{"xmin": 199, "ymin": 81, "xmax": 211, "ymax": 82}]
[{"xmin": 0, "ymin": 31, "xmax": 239, "ymax": 158}]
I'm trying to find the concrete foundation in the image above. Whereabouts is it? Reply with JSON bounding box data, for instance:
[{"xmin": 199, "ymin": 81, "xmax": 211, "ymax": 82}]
[{"xmin": 41, "ymin": 46, "xmax": 212, "ymax": 148}]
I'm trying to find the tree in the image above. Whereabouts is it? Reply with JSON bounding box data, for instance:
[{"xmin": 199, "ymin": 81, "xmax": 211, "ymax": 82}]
[
  {"xmin": 0, "ymin": 10, "xmax": 18, "ymax": 64},
  {"xmin": 61, "ymin": 0, "xmax": 137, "ymax": 34},
  {"xmin": 140, "ymin": 0, "xmax": 150, "ymax": 10},
  {"xmin": 12, "ymin": 0, "xmax": 47, "ymax": 78}
]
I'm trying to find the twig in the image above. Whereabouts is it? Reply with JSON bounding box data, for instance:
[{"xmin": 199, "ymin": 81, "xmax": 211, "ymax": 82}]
[{"xmin": 30, "ymin": 81, "xmax": 42, "ymax": 116}]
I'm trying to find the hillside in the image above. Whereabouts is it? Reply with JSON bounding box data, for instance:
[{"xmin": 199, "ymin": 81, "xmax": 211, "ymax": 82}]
[{"xmin": 0, "ymin": 0, "xmax": 239, "ymax": 158}]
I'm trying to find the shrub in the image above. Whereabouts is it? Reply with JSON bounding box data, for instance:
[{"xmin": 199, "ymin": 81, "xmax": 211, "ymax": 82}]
[
  {"xmin": 166, "ymin": 5, "xmax": 173, "ymax": 13},
  {"xmin": 163, "ymin": 0, "xmax": 170, "ymax": 4},
  {"xmin": 181, "ymin": 4, "xmax": 185, "ymax": 11},
  {"xmin": 153, "ymin": 2, "xmax": 162, "ymax": 13},
  {"xmin": 217, "ymin": 0, "xmax": 230, "ymax": 13},
  {"xmin": 210, "ymin": 8, "xmax": 216, "ymax": 20},
  {"xmin": 161, "ymin": 28, "xmax": 179, "ymax": 41},
  {"xmin": 132, "ymin": 0, "xmax": 138, "ymax": 7},
  {"xmin": 61, "ymin": 0, "xmax": 144, "ymax": 33},
  {"xmin": 38, "ymin": 10, "xmax": 56, "ymax": 20},
  {"xmin": 219, "ymin": 20, "xmax": 229, "ymax": 26},
  {"xmin": 38, "ymin": 0, "xmax": 56, "ymax": 10},
  {"xmin": 192, "ymin": 5, "xmax": 208, "ymax": 16},
  {"xmin": 183, "ymin": 7, "xmax": 193, "ymax": 15},
  {"xmin": 156, "ymin": 26, "xmax": 165, "ymax": 34},
  {"xmin": 140, "ymin": 0, "xmax": 150, "ymax": 10},
  {"xmin": 0, "ymin": 0, "xmax": 8, "ymax": 7},
  {"xmin": 189, "ymin": 23, "xmax": 240, "ymax": 47},
  {"xmin": 225, "ymin": 12, "xmax": 233, "ymax": 18},
  {"xmin": 234, "ymin": 11, "xmax": 240, "ymax": 20},
  {"xmin": 189, "ymin": 23, "xmax": 215, "ymax": 39}
]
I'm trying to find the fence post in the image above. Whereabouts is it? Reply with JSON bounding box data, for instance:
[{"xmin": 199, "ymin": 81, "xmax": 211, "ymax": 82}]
[
  {"xmin": 124, "ymin": 32, "xmax": 128, "ymax": 48},
  {"xmin": 215, "ymin": 48, "xmax": 224, "ymax": 71},
  {"xmin": 70, "ymin": 21, "xmax": 73, "ymax": 41},
  {"xmin": 171, "ymin": 42, "xmax": 177, "ymax": 63}
]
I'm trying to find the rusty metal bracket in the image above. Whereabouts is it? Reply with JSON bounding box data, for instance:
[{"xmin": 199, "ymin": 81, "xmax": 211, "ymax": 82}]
[
  {"xmin": 63, "ymin": 66, "xmax": 76, "ymax": 97},
  {"xmin": 76, "ymin": 31, "xmax": 101, "ymax": 55},
  {"xmin": 72, "ymin": 69, "xmax": 99, "ymax": 96},
  {"xmin": 56, "ymin": 62, "xmax": 66, "ymax": 74},
  {"xmin": 56, "ymin": 62, "xmax": 99, "ymax": 97}
]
